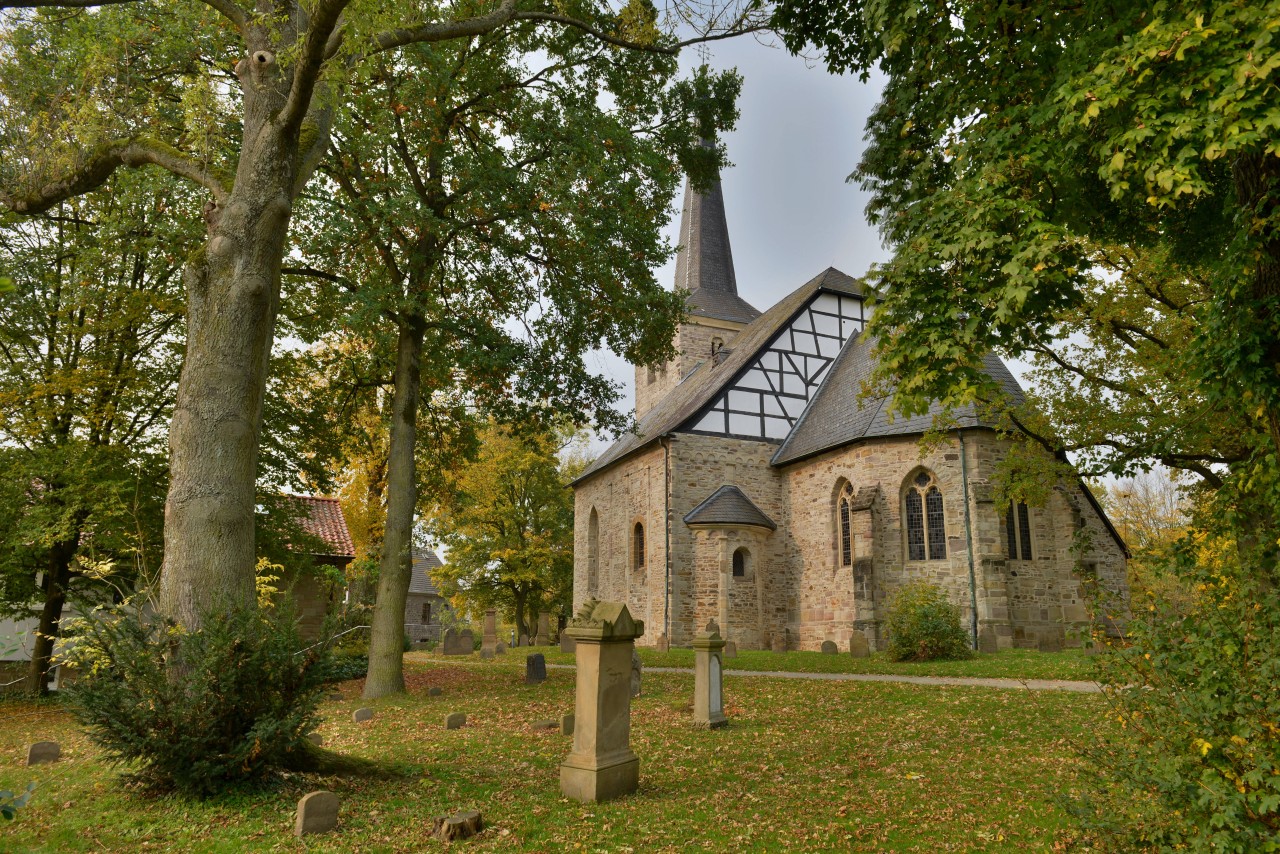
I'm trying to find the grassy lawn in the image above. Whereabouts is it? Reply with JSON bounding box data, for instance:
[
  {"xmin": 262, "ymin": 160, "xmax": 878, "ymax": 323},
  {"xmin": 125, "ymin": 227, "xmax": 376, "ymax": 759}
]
[
  {"xmin": 520, "ymin": 643, "xmax": 1101, "ymax": 682},
  {"xmin": 0, "ymin": 656, "xmax": 1107, "ymax": 852}
]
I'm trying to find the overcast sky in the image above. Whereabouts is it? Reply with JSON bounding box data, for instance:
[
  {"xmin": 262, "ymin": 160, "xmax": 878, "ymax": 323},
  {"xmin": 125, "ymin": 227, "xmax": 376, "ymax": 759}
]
[{"xmin": 586, "ymin": 38, "xmax": 890, "ymax": 449}]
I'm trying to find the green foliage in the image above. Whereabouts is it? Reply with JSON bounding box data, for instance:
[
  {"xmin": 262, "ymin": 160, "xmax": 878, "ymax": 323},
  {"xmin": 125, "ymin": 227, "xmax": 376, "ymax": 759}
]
[
  {"xmin": 0, "ymin": 782, "xmax": 35, "ymax": 820},
  {"xmin": 885, "ymin": 582, "xmax": 972, "ymax": 662},
  {"xmin": 63, "ymin": 601, "xmax": 330, "ymax": 797},
  {"xmin": 1076, "ymin": 495, "xmax": 1280, "ymax": 850}
]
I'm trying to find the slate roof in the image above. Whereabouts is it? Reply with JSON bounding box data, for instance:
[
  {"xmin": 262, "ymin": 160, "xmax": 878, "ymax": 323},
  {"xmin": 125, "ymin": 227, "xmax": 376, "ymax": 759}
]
[
  {"xmin": 410, "ymin": 549, "xmax": 443, "ymax": 596},
  {"xmin": 286, "ymin": 495, "xmax": 355, "ymax": 558},
  {"xmin": 573, "ymin": 266, "xmax": 863, "ymax": 484},
  {"xmin": 683, "ymin": 485, "xmax": 777, "ymax": 530},
  {"xmin": 771, "ymin": 335, "xmax": 1026, "ymax": 466}
]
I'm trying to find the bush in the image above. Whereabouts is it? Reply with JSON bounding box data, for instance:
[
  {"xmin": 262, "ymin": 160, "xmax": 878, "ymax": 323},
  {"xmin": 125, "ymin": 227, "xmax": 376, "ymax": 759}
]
[
  {"xmin": 63, "ymin": 600, "xmax": 331, "ymax": 797},
  {"xmin": 885, "ymin": 581, "xmax": 972, "ymax": 662}
]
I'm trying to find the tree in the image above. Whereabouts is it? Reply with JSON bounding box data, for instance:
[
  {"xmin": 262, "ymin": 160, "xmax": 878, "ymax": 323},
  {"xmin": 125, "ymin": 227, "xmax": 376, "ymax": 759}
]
[
  {"xmin": 0, "ymin": 169, "xmax": 195, "ymax": 693},
  {"xmin": 427, "ymin": 421, "xmax": 577, "ymax": 641},
  {"xmin": 0, "ymin": 0, "xmax": 768, "ymax": 630}
]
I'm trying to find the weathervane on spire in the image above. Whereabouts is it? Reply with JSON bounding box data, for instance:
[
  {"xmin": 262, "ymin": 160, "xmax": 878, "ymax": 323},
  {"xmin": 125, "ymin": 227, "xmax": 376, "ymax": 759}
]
[{"xmin": 694, "ymin": 43, "xmax": 713, "ymax": 66}]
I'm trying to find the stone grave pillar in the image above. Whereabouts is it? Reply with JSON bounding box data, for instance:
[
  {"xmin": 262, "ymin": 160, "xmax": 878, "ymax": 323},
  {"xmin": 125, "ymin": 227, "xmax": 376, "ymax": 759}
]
[
  {"xmin": 692, "ymin": 620, "xmax": 727, "ymax": 729},
  {"xmin": 535, "ymin": 612, "xmax": 551, "ymax": 646},
  {"xmin": 482, "ymin": 609, "xmax": 498, "ymax": 655},
  {"xmin": 560, "ymin": 599, "xmax": 643, "ymax": 803}
]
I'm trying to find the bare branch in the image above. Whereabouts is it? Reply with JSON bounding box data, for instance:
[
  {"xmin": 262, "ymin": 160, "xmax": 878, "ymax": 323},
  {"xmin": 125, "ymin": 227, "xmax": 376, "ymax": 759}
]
[{"xmin": 2, "ymin": 138, "xmax": 231, "ymax": 216}]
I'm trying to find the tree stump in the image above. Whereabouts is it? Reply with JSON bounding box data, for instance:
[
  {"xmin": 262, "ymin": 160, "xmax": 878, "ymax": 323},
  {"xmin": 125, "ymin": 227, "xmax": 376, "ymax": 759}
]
[{"xmin": 432, "ymin": 809, "xmax": 483, "ymax": 841}]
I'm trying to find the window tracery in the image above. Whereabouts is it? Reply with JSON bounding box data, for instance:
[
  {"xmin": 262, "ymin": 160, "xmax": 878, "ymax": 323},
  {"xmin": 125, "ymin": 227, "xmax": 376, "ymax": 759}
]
[{"xmin": 904, "ymin": 471, "xmax": 946, "ymax": 561}]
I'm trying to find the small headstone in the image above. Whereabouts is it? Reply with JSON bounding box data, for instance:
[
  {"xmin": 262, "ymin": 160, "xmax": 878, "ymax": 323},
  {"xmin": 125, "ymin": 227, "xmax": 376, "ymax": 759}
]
[
  {"xmin": 428, "ymin": 686, "xmax": 443, "ymax": 697},
  {"xmin": 328, "ymin": 692, "xmax": 343, "ymax": 701},
  {"xmin": 526, "ymin": 653, "xmax": 547, "ymax": 685},
  {"xmin": 481, "ymin": 649, "xmax": 494, "ymax": 660},
  {"xmin": 560, "ymin": 633, "xmax": 576, "ymax": 653},
  {"xmin": 977, "ymin": 626, "xmax": 998, "ymax": 654},
  {"xmin": 655, "ymin": 633, "xmax": 669, "ymax": 653},
  {"xmin": 445, "ymin": 712, "xmax": 466, "ymax": 730},
  {"xmin": 849, "ymin": 633, "xmax": 871, "ymax": 658},
  {"xmin": 560, "ymin": 713, "xmax": 575, "ymax": 736},
  {"xmin": 630, "ymin": 648, "xmax": 642, "ymax": 698},
  {"xmin": 25, "ymin": 741, "xmax": 59, "ymax": 766},
  {"xmin": 820, "ymin": 640, "xmax": 838, "ymax": 655},
  {"xmin": 432, "ymin": 810, "xmax": 483, "ymax": 842},
  {"xmin": 306, "ymin": 732, "xmax": 324, "ymax": 746},
  {"xmin": 495, "ymin": 641, "xmax": 507, "ymax": 654},
  {"xmin": 353, "ymin": 707, "xmax": 374, "ymax": 723},
  {"xmin": 443, "ymin": 627, "xmax": 475, "ymax": 656},
  {"xmin": 531, "ymin": 719, "xmax": 557, "ymax": 731},
  {"xmin": 724, "ymin": 640, "xmax": 738, "ymax": 658},
  {"xmin": 294, "ymin": 790, "xmax": 340, "ymax": 837},
  {"xmin": 518, "ymin": 633, "xmax": 530, "ymax": 648},
  {"xmin": 535, "ymin": 612, "xmax": 551, "ymax": 646},
  {"xmin": 771, "ymin": 630, "xmax": 787, "ymax": 653}
]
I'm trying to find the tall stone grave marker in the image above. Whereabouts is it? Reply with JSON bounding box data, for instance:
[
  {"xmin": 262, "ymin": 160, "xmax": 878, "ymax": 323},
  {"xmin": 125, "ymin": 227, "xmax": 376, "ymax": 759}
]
[
  {"xmin": 692, "ymin": 620, "xmax": 728, "ymax": 729},
  {"xmin": 526, "ymin": 653, "xmax": 547, "ymax": 685},
  {"xmin": 560, "ymin": 632, "xmax": 576, "ymax": 654},
  {"xmin": 535, "ymin": 612, "xmax": 551, "ymax": 646},
  {"xmin": 482, "ymin": 609, "xmax": 499, "ymax": 655},
  {"xmin": 560, "ymin": 599, "xmax": 643, "ymax": 803}
]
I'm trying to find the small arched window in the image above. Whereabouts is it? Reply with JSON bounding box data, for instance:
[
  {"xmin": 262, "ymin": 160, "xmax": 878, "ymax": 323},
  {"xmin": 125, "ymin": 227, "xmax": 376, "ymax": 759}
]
[
  {"xmin": 905, "ymin": 471, "xmax": 947, "ymax": 561},
  {"xmin": 839, "ymin": 492, "xmax": 853, "ymax": 567},
  {"xmin": 633, "ymin": 522, "xmax": 646, "ymax": 572},
  {"xmin": 732, "ymin": 547, "xmax": 747, "ymax": 578},
  {"xmin": 1006, "ymin": 501, "xmax": 1033, "ymax": 560}
]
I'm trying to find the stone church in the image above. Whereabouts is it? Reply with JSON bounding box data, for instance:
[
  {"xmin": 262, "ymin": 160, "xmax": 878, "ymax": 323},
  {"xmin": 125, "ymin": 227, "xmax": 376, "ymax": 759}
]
[{"xmin": 571, "ymin": 162, "xmax": 1128, "ymax": 653}]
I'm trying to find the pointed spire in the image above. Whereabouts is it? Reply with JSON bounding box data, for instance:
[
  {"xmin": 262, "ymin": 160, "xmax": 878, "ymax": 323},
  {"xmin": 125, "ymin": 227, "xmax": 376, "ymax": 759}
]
[{"xmin": 672, "ymin": 145, "xmax": 761, "ymax": 324}]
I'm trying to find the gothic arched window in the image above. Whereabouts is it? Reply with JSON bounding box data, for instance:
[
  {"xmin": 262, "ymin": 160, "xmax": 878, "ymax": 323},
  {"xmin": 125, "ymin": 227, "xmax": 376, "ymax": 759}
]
[
  {"xmin": 1006, "ymin": 501, "xmax": 1033, "ymax": 560},
  {"xmin": 732, "ymin": 547, "xmax": 747, "ymax": 578},
  {"xmin": 587, "ymin": 508, "xmax": 600, "ymax": 593},
  {"xmin": 905, "ymin": 471, "xmax": 947, "ymax": 561},
  {"xmin": 838, "ymin": 485, "xmax": 853, "ymax": 567},
  {"xmin": 632, "ymin": 522, "xmax": 646, "ymax": 572}
]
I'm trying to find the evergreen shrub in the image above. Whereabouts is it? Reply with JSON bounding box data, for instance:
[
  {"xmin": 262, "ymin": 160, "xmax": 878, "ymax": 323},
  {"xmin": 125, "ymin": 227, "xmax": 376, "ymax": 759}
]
[
  {"xmin": 64, "ymin": 601, "xmax": 330, "ymax": 796},
  {"xmin": 885, "ymin": 581, "xmax": 972, "ymax": 661}
]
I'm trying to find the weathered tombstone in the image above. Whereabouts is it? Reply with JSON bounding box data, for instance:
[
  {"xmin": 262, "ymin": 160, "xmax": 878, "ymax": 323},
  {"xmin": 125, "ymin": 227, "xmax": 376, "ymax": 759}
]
[
  {"xmin": 1040, "ymin": 632, "xmax": 1065, "ymax": 653},
  {"xmin": 655, "ymin": 633, "xmax": 669, "ymax": 653},
  {"xmin": 526, "ymin": 653, "xmax": 547, "ymax": 685},
  {"xmin": 532, "ymin": 719, "xmax": 557, "ymax": 731},
  {"xmin": 428, "ymin": 686, "xmax": 443, "ymax": 697},
  {"xmin": 327, "ymin": 691, "xmax": 344, "ymax": 701},
  {"xmin": 977, "ymin": 626, "xmax": 999, "ymax": 654},
  {"xmin": 560, "ymin": 713, "xmax": 575, "ymax": 736},
  {"xmin": 535, "ymin": 612, "xmax": 551, "ymax": 646},
  {"xmin": 518, "ymin": 633, "xmax": 530, "ymax": 648},
  {"xmin": 443, "ymin": 627, "xmax": 475, "ymax": 656},
  {"xmin": 432, "ymin": 810, "xmax": 483, "ymax": 842},
  {"xmin": 630, "ymin": 649, "xmax": 642, "ymax": 698},
  {"xmin": 482, "ymin": 608, "xmax": 499, "ymax": 656},
  {"xmin": 25, "ymin": 741, "xmax": 59, "ymax": 766},
  {"xmin": 560, "ymin": 632, "xmax": 577, "ymax": 653},
  {"xmin": 306, "ymin": 732, "xmax": 324, "ymax": 747},
  {"xmin": 820, "ymin": 640, "xmax": 838, "ymax": 655},
  {"xmin": 294, "ymin": 791, "xmax": 339, "ymax": 837},
  {"xmin": 723, "ymin": 640, "xmax": 738, "ymax": 658},
  {"xmin": 560, "ymin": 599, "xmax": 643, "ymax": 803},
  {"xmin": 771, "ymin": 629, "xmax": 788, "ymax": 653},
  {"xmin": 353, "ymin": 707, "xmax": 373, "ymax": 723},
  {"xmin": 849, "ymin": 632, "xmax": 871, "ymax": 658},
  {"xmin": 495, "ymin": 641, "xmax": 507, "ymax": 655},
  {"xmin": 445, "ymin": 712, "xmax": 467, "ymax": 730},
  {"xmin": 692, "ymin": 620, "xmax": 728, "ymax": 729}
]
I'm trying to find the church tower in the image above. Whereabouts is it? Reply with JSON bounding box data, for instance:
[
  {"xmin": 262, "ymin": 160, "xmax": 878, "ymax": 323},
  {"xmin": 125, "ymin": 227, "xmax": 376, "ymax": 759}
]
[{"xmin": 635, "ymin": 159, "xmax": 761, "ymax": 419}]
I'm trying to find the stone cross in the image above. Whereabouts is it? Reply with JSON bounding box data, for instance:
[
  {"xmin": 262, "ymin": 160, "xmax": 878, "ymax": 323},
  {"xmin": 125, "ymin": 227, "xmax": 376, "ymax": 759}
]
[
  {"xmin": 692, "ymin": 620, "xmax": 728, "ymax": 729},
  {"xmin": 482, "ymin": 608, "xmax": 498, "ymax": 655},
  {"xmin": 560, "ymin": 599, "xmax": 644, "ymax": 802}
]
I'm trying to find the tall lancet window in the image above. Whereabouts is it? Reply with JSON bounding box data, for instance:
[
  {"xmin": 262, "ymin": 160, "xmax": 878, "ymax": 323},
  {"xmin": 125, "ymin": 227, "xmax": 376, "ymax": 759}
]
[
  {"xmin": 905, "ymin": 471, "xmax": 946, "ymax": 561},
  {"xmin": 838, "ymin": 484, "xmax": 854, "ymax": 567},
  {"xmin": 632, "ymin": 522, "xmax": 646, "ymax": 572}
]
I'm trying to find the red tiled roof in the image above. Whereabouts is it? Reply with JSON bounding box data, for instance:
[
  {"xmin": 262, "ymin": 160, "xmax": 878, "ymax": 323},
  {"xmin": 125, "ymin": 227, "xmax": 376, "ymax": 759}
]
[{"xmin": 285, "ymin": 495, "xmax": 355, "ymax": 558}]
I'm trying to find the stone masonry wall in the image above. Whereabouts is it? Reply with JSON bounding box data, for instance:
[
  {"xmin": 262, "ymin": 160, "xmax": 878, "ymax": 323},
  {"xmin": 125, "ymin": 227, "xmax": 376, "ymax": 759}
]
[{"xmin": 635, "ymin": 318, "xmax": 746, "ymax": 420}]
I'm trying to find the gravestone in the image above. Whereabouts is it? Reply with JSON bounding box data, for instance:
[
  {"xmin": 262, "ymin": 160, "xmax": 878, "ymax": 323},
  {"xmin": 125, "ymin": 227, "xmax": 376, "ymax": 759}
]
[
  {"xmin": 535, "ymin": 612, "xmax": 551, "ymax": 646},
  {"xmin": 328, "ymin": 691, "xmax": 343, "ymax": 701},
  {"xmin": 692, "ymin": 620, "xmax": 728, "ymax": 729},
  {"xmin": 1039, "ymin": 632, "xmax": 1065, "ymax": 653},
  {"xmin": 724, "ymin": 640, "xmax": 738, "ymax": 659},
  {"xmin": 482, "ymin": 608, "xmax": 499, "ymax": 655},
  {"xmin": 518, "ymin": 633, "xmax": 530, "ymax": 648},
  {"xmin": 495, "ymin": 641, "xmax": 507, "ymax": 655},
  {"xmin": 526, "ymin": 653, "xmax": 547, "ymax": 685},
  {"xmin": 630, "ymin": 649, "xmax": 642, "ymax": 698},
  {"xmin": 560, "ymin": 632, "xmax": 577, "ymax": 654},
  {"xmin": 25, "ymin": 741, "xmax": 59, "ymax": 766},
  {"xmin": 560, "ymin": 599, "xmax": 643, "ymax": 803},
  {"xmin": 532, "ymin": 719, "xmax": 557, "ymax": 731},
  {"xmin": 771, "ymin": 629, "xmax": 788, "ymax": 653},
  {"xmin": 820, "ymin": 640, "xmax": 838, "ymax": 655},
  {"xmin": 353, "ymin": 708, "xmax": 373, "ymax": 723},
  {"xmin": 294, "ymin": 791, "xmax": 339, "ymax": 837},
  {"xmin": 432, "ymin": 810, "xmax": 483, "ymax": 842},
  {"xmin": 306, "ymin": 732, "xmax": 324, "ymax": 747},
  {"xmin": 560, "ymin": 713, "xmax": 575, "ymax": 736},
  {"xmin": 655, "ymin": 633, "xmax": 669, "ymax": 653},
  {"xmin": 977, "ymin": 626, "xmax": 999, "ymax": 654},
  {"xmin": 445, "ymin": 712, "xmax": 466, "ymax": 730},
  {"xmin": 428, "ymin": 686, "xmax": 443, "ymax": 697},
  {"xmin": 443, "ymin": 628, "xmax": 474, "ymax": 656},
  {"xmin": 849, "ymin": 632, "xmax": 871, "ymax": 658}
]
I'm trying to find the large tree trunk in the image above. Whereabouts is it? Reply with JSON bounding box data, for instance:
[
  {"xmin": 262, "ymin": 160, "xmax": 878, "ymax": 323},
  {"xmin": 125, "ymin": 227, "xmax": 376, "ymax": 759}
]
[
  {"xmin": 25, "ymin": 547, "xmax": 72, "ymax": 696},
  {"xmin": 364, "ymin": 316, "xmax": 425, "ymax": 699},
  {"xmin": 512, "ymin": 587, "xmax": 529, "ymax": 641},
  {"xmin": 158, "ymin": 51, "xmax": 304, "ymax": 629}
]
